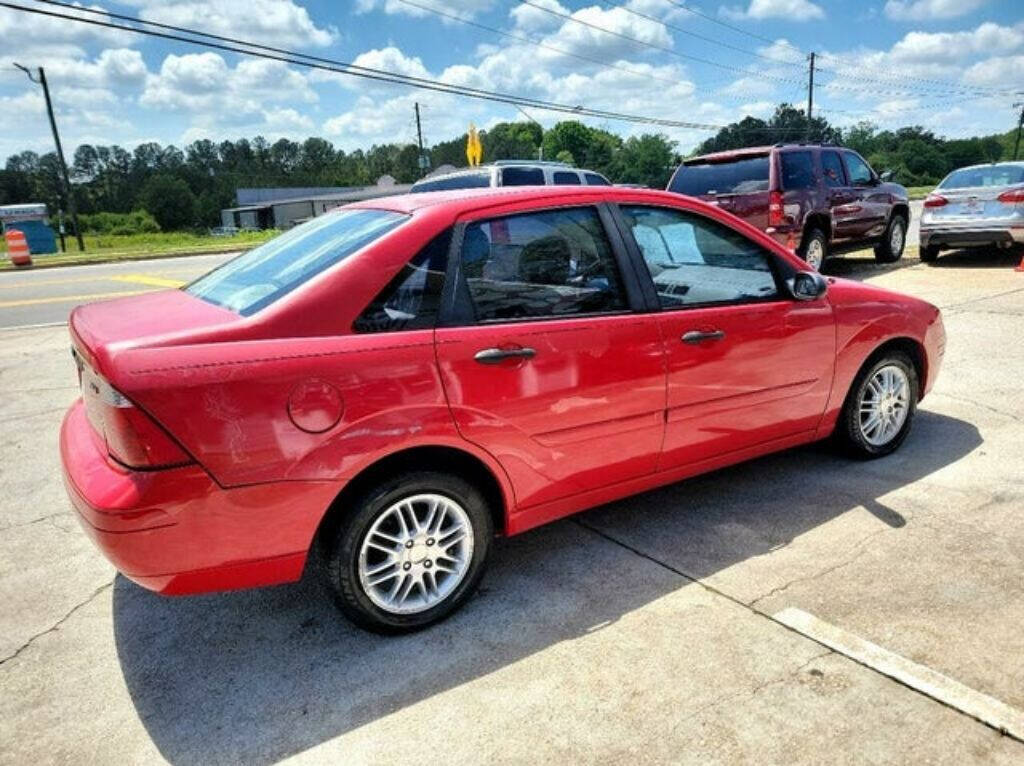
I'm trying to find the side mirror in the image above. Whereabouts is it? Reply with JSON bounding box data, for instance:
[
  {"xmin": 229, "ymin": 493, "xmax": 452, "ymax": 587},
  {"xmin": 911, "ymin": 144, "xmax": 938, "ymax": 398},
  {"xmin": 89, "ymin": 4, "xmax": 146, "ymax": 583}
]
[
  {"xmin": 787, "ymin": 270, "xmax": 827, "ymax": 301},
  {"xmin": 879, "ymin": 170, "xmax": 893, "ymax": 182}
]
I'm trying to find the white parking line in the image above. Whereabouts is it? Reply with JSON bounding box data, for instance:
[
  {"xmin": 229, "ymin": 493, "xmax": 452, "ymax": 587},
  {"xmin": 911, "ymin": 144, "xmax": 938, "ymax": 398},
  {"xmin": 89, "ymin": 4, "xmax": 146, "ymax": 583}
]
[{"xmin": 774, "ymin": 607, "xmax": 1024, "ymax": 742}]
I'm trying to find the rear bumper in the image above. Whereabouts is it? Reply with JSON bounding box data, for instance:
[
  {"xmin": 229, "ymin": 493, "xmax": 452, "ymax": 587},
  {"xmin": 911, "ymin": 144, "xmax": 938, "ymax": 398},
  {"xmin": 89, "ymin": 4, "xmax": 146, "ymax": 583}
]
[
  {"xmin": 60, "ymin": 400, "xmax": 339, "ymax": 595},
  {"xmin": 920, "ymin": 225, "xmax": 1024, "ymax": 250}
]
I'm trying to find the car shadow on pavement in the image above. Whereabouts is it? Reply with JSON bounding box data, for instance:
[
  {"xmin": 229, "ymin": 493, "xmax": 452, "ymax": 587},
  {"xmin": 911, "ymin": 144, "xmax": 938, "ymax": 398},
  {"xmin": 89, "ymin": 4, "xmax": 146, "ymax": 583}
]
[
  {"xmin": 113, "ymin": 410, "xmax": 981, "ymax": 766},
  {"xmin": 926, "ymin": 247, "xmax": 1023, "ymax": 269}
]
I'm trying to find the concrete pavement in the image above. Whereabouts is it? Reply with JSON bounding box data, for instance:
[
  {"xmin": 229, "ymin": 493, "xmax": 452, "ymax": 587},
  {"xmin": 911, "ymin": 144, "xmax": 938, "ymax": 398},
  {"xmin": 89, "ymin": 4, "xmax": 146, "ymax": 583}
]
[{"xmin": 1, "ymin": 246, "xmax": 1023, "ymax": 764}]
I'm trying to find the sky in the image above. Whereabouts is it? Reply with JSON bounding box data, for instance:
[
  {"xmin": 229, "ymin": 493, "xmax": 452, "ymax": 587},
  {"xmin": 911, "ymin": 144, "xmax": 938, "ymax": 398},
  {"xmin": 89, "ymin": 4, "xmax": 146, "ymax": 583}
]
[{"xmin": 0, "ymin": 0, "xmax": 1021, "ymax": 163}]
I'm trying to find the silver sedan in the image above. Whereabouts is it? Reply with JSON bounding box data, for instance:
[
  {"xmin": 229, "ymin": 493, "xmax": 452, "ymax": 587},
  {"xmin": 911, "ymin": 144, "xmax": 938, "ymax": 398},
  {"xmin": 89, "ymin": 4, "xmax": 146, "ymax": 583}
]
[{"xmin": 919, "ymin": 161, "xmax": 1024, "ymax": 262}]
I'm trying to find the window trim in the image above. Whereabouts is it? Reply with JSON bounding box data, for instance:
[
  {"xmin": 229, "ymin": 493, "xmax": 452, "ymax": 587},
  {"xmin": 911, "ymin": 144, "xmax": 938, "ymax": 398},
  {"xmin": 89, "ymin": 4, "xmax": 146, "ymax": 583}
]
[
  {"xmin": 437, "ymin": 202, "xmax": 647, "ymax": 328},
  {"xmin": 607, "ymin": 201, "xmax": 790, "ymax": 314}
]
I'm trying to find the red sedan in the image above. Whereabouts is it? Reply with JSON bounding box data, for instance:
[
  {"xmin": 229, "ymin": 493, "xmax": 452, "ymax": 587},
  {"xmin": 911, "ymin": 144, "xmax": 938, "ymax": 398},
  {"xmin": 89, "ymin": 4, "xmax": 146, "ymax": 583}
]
[{"xmin": 60, "ymin": 186, "xmax": 945, "ymax": 632}]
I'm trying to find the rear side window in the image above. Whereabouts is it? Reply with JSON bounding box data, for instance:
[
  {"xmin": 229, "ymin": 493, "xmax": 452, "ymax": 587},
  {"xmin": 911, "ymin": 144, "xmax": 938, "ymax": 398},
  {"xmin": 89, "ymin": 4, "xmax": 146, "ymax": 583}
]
[
  {"xmin": 553, "ymin": 171, "xmax": 582, "ymax": 185},
  {"xmin": 459, "ymin": 207, "xmax": 626, "ymax": 321},
  {"xmin": 354, "ymin": 229, "xmax": 452, "ymax": 333},
  {"xmin": 186, "ymin": 209, "xmax": 407, "ymax": 316},
  {"xmin": 620, "ymin": 205, "xmax": 778, "ymax": 308},
  {"xmin": 584, "ymin": 172, "xmax": 611, "ymax": 186},
  {"xmin": 668, "ymin": 156, "xmax": 770, "ymax": 196},
  {"xmin": 411, "ymin": 172, "xmax": 491, "ymax": 192},
  {"xmin": 843, "ymin": 152, "xmax": 873, "ymax": 186},
  {"xmin": 821, "ymin": 151, "xmax": 846, "ymax": 187},
  {"xmin": 780, "ymin": 151, "xmax": 815, "ymax": 190},
  {"xmin": 501, "ymin": 167, "xmax": 545, "ymax": 186}
]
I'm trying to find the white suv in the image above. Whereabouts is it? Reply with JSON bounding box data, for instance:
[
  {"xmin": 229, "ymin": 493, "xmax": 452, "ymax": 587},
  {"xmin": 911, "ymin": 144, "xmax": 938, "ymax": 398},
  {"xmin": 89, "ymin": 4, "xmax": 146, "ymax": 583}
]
[{"xmin": 411, "ymin": 161, "xmax": 611, "ymax": 193}]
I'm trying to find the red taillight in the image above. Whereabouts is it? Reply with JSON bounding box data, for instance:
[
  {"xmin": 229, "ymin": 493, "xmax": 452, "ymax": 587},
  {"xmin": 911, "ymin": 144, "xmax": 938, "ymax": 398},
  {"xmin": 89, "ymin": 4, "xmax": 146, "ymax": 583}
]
[
  {"xmin": 768, "ymin": 190, "xmax": 784, "ymax": 227},
  {"xmin": 88, "ymin": 375, "xmax": 191, "ymax": 469},
  {"xmin": 923, "ymin": 193, "xmax": 948, "ymax": 208},
  {"xmin": 997, "ymin": 189, "xmax": 1024, "ymax": 204}
]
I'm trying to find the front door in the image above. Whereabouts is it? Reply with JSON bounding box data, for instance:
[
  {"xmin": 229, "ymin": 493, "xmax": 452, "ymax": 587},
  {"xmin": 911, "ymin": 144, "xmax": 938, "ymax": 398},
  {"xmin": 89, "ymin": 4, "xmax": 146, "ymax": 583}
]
[
  {"xmin": 435, "ymin": 205, "xmax": 666, "ymax": 511},
  {"xmin": 614, "ymin": 203, "xmax": 835, "ymax": 469}
]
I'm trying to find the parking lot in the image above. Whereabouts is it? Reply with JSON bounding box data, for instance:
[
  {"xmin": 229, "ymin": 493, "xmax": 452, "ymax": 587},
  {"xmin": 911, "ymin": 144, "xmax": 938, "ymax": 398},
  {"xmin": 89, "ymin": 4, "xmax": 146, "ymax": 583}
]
[{"xmin": 1, "ymin": 245, "xmax": 1022, "ymax": 764}]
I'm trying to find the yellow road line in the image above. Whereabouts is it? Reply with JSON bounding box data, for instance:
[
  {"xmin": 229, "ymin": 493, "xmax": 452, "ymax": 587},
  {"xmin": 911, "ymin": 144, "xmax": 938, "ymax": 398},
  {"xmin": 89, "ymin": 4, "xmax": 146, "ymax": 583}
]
[
  {"xmin": 0, "ymin": 290, "xmax": 152, "ymax": 309},
  {"xmin": 109, "ymin": 274, "xmax": 187, "ymax": 288},
  {"xmin": 0, "ymin": 270, "xmax": 195, "ymax": 289}
]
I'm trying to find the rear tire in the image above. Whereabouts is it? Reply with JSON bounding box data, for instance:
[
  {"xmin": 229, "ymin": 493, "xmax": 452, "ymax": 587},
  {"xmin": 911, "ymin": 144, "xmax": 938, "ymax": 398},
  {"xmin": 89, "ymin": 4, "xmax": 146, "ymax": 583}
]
[
  {"xmin": 920, "ymin": 245, "xmax": 939, "ymax": 263},
  {"xmin": 835, "ymin": 351, "xmax": 918, "ymax": 459},
  {"xmin": 799, "ymin": 228, "xmax": 828, "ymax": 271},
  {"xmin": 321, "ymin": 471, "xmax": 493, "ymax": 634},
  {"xmin": 874, "ymin": 215, "xmax": 907, "ymax": 263}
]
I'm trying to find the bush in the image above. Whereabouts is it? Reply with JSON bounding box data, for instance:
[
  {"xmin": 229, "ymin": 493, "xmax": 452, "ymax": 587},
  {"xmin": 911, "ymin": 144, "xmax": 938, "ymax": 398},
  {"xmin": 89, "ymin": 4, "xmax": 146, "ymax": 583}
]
[{"xmin": 78, "ymin": 210, "xmax": 161, "ymax": 235}]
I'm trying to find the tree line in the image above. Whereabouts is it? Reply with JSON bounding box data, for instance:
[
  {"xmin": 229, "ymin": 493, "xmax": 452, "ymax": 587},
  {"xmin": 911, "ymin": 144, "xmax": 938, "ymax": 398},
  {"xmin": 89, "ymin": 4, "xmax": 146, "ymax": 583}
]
[{"xmin": 0, "ymin": 104, "xmax": 1017, "ymax": 233}]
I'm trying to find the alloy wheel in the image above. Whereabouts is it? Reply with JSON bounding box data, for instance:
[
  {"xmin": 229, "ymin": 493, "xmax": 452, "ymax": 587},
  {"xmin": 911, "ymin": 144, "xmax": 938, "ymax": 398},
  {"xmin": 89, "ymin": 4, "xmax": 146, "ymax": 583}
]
[
  {"xmin": 858, "ymin": 364, "xmax": 910, "ymax": 446},
  {"xmin": 889, "ymin": 219, "xmax": 905, "ymax": 256},
  {"xmin": 805, "ymin": 239, "xmax": 825, "ymax": 270}
]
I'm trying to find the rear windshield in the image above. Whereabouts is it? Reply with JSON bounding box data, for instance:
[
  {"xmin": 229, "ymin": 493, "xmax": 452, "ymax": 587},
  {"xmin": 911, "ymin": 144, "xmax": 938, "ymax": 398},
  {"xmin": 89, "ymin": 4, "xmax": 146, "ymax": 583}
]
[
  {"xmin": 411, "ymin": 172, "xmax": 491, "ymax": 192},
  {"xmin": 186, "ymin": 209, "xmax": 407, "ymax": 316},
  {"xmin": 939, "ymin": 165, "xmax": 1024, "ymax": 189},
  {"xmin": 669, "ymin": 156, "xmax": 770, "ymax": 196}
]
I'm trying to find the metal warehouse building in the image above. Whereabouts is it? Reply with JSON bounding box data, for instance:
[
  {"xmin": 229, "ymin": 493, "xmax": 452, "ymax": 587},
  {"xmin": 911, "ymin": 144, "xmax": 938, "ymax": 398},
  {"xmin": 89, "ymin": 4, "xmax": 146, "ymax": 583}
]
[{"xmin": 220, "ymin": 178, "xmax": 412, "ymax": 230}]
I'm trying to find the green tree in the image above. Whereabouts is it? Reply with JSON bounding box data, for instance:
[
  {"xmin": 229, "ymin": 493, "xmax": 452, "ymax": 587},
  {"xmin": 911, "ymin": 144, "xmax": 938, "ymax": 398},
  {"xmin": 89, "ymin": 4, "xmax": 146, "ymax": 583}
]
[
  {"xmin": 140, "ymin": 174, "xmax": 197, "ymax": 230},
  {"xmin": 613, "ymin": 134, "xmax": 677, "ymax": 188}
]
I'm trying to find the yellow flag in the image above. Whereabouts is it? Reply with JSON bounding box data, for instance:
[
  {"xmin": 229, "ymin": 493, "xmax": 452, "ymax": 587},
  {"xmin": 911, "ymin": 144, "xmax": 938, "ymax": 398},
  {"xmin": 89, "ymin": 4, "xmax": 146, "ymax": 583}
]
[{"xmin": 466, "ymin": 123, "xmax": 482, "ymax": 166}]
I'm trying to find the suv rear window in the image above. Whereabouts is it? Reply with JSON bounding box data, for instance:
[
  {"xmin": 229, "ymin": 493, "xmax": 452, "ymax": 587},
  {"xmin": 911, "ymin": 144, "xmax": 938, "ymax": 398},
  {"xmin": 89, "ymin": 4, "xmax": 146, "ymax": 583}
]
[
  {"xmin": 411, "ymin": 172, "xmax": 491, "ymax": 192},
  {"xmin": 501, "ymin": 167, "xmax": 545, "ymax": 186},
  {"xmin": 780, "ymin": 151, "xmax": 814, "ymax": 190},
  {"xmin": 669, "ymin": 156, "xmax": 770, "ymax": 196},
  {"xmin": 186, "ymin": 209, "xmax": 407, "ymax": 316}
]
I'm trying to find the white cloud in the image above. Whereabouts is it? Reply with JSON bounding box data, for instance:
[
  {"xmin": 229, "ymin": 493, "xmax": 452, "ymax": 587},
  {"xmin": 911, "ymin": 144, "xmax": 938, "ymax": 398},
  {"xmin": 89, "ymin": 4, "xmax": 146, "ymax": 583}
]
[
  {"xmin": 888, "ymin": 22, "xmax": 1024, "ymax": 64},
  {"xmin": 962, "ymin": 54, "xmax": 1024, "ymax": 87},
  {"xmin": 510, "ymin": 0, "xmax": 569, "ymax": 32},
  {"xmin": 356, "ymin": 0, "xmax": 498, "ymax": 21},
  {"xmin": 133, "ymin": 0, "xmax": 336, "ymax": 48},
  {"xmin": 722, "ymin": 0, "xmax": 824, "ymax": 22},
  {"xmin": 884, "ymin": 0, "xmax": 988, "ymax": 22},
  {"xmin": 0, "ymin": 3, "xmax": 134, "ymax": 63}
]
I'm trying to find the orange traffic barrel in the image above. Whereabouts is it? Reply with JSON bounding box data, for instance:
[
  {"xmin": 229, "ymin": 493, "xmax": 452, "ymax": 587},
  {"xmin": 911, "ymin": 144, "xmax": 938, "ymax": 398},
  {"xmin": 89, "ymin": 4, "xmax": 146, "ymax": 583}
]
[{"xmin": 5, "ymin": 229, "xmax": 32, "ymax": 267}]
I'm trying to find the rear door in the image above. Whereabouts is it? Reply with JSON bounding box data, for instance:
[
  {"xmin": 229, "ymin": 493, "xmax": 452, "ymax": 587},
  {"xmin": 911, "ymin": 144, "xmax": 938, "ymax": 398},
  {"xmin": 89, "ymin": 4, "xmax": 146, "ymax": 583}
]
[
  {"xmin": 614, "ymin": 203, "xmax": 835, "ymax": 467},
  {"xmin": 435, "ymin": 204, "xmax": 666, "ymax": 511}
]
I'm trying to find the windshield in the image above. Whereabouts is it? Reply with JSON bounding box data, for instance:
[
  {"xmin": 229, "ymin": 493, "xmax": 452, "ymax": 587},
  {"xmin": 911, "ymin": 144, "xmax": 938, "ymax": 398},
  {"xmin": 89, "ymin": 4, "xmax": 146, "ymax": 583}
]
[
  {"xmin": 186, "ymin": 208, "xmax": 407, "ymax": 316},
  {"xmin": 411, "ymin": 172, "xmax": 491, "ymax": 192},
  {"xmin": 669, "ymin": 156, "xmax": 770, "ymax": 196},
  {"xmin": 940, "ymin": 165, "xmax": 1024, "ymax": 189}
]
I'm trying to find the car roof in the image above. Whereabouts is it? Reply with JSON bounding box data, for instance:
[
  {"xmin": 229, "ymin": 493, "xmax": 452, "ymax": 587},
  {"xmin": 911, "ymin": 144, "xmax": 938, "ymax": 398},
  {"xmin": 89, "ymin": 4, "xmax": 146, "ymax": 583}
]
[
  {"xmin": 685, "ymin": 146, "xmax": 775, "ymax": 163},
  {"xmin": 346, "ymin": 185, "xmax": 682, "ymax": 215}
]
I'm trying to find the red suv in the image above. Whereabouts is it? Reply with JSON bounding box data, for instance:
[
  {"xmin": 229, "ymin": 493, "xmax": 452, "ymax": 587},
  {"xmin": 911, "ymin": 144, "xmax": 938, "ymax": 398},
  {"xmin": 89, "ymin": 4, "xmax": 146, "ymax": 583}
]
[
  {"xmin": 61, "ymin": 186, "xmax": 943, "ymax": 633},
  {"xmin": 668, "ymin": 144, "xmax": 911, "ymax": 270}
]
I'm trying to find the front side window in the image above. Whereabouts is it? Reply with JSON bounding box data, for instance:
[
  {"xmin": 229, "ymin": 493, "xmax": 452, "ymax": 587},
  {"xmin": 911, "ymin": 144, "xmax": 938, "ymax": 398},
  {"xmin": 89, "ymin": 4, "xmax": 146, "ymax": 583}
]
[
  {"xmin": 186, "ymin": 209, "xmax": 407, "ymax": 316},
  {"xmin": 553, "ymin": 171, "xmax": 582, "ymax": 185},
  {"xmin": 620, "ymin": 205, "xmax": 779, "ymax": 308},
  {"xmin": 354, "ymin": 229, "xmax": 452, "ymax": 333},
  {"xmin": 501, "ymin": 167, "xmax": 545, "ymax": 186},
  {"xmin": 780, "ymin": 151, "xmax": 814, "ymax": 190},
  {"xmin": 821, "ymin": 151, "xmax": 846, "ymax": 188},
  {"xmin": 459, "ymin": 207, "xmax": 626, "ymax": 322},
  {"xmin": 843, "ymin": 152, "xmax": 873, "ymax": 186}
]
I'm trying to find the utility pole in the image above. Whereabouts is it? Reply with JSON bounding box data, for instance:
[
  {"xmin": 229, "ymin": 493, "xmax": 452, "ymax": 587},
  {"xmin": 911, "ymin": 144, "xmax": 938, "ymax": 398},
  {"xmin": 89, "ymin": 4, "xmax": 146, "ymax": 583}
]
[
  {"xmin": 414, "ymin": 102, "xmax": 428, "ymax": 177},
  {"xmin": 514, "ymin": 105, "xmax": 544, "ymax": 160},
  {"xmin": 14, "ymin": 64, "xmax": 85, "ymax": 252},
  {"xmin": 1014, "ymin": 102, "xmax": 1024, "ymax": 160},
  {"xmin": 806, "ymin": 51, "xmax": 815, "ymax": 142}
]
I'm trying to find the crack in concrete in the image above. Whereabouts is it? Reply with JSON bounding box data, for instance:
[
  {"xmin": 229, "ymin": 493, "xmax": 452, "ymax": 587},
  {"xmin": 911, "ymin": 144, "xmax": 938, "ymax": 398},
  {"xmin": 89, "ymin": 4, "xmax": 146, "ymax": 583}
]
[
  {"xmin": 0, "ymin": 406, "xmax": 69, "ymax": 425},
  {"xmin": 0, "ymin": 581, "xmax": 113, "ymax": 668},
  {"xmin": 932, "ymin": 391, "xmax": 1023, "ymax": 424},
  {"xmin": 939, "ymin": 286, "xmax": 1024, "ymax": 313},
  {"xmin": 0, "ymin": 512, "xmax": 73, "ymax": 533}
]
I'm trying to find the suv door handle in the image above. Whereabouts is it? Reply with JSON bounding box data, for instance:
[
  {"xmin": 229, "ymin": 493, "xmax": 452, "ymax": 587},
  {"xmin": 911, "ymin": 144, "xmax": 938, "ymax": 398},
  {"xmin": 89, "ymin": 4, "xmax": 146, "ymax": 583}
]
[
  {"xmin": 474, "ymin": 347, "xmax": 537, "ymax": 364},
  {"xmin": 682, "ymin": 330, "xmax": 726, "ymax": 345}
]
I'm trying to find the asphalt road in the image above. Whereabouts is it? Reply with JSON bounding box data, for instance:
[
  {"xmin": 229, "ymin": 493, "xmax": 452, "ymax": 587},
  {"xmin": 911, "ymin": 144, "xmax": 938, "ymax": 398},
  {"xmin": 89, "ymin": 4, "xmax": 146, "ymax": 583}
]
[
  {"xmin": 1, "ymin": 244, "xmax": 1023, "ymax": 763},
  {"xmin": 0, "ymin": 253, "xmax": 235, "ymax": 329}
]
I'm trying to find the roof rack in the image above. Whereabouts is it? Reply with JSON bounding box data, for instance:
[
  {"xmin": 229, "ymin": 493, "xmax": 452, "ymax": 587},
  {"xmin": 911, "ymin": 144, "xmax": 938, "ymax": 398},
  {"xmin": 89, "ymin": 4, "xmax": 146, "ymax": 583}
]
[
  {"xmin": 772, "ymin": 140, "xmax": 842, "ymax": 148},
  {"xmin": 491, "ymin": 160, "xmax": 571, "ymax": 167}
]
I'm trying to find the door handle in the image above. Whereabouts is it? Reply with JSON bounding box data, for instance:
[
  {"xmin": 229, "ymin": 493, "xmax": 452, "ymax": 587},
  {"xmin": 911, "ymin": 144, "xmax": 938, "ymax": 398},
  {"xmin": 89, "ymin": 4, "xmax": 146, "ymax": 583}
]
[
  {"xmin": 681, "ymin": 330, "xmax": 726, "ymax": 345},
  {"xmin": 474, "ymin": 347, "xmax": 537, "ymax": 364}
]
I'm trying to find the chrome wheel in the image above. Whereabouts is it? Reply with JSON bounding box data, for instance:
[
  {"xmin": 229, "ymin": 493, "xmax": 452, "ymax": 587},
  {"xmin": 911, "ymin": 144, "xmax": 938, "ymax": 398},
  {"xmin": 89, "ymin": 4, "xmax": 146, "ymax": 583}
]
[
  {"xmin": 889, "ymin": 218, "xmax": 905, "ymax": 256},
  {"xmin": 358, "ymin": 493, "xmax": 474, "ymax": 615},
  {"xmin": 804, "ymin": 238, "xmax": 825, "ymax": 270},
  {"xmin": 859, "ymin": 365, "xmax": 910, "ymax": 446}
]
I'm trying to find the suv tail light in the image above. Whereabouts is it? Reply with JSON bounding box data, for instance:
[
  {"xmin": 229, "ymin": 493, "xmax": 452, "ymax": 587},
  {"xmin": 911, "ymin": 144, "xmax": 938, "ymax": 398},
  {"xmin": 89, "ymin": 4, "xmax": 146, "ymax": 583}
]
[
  {"xmin": 768, "ymin": 190, "xmax": 784, "ymax": 227},
  {"xmin": 81, "ymin": 364, "xmax": 192, "ymax": 469},
  {"xmin": 923, "ymin": 193, "xmax": 948, "ymax": 208},
  {"xmin": 997, "ymin": 189, "xmax": 1024, "ymax": 204}
]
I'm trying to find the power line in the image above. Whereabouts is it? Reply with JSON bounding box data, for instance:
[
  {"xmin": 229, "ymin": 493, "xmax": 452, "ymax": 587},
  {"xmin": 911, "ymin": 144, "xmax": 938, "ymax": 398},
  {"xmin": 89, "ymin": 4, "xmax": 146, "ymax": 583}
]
[{"xmin": 3, "ymin": 0, "xmax": 727, "ymax": 131}]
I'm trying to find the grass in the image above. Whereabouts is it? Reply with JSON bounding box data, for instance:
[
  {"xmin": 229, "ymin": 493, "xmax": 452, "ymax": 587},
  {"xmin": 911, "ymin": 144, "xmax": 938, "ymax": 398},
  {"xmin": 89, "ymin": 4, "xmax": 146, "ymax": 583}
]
[
  {"xmin": 906, "ymin": 186, "xmax": 933, "ymax": 200},
  {"xmin": 0, "ymin": 229, "xmax": 279, "ymax": 271}
]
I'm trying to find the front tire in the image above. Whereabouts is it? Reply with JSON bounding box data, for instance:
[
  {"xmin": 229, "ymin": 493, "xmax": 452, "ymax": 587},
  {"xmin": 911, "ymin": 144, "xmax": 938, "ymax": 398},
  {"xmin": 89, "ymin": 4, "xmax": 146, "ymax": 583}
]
[
  {"xmin": 799, "ymin": 228, "xmax": 828, "ymax": 271},
  {"xmin": 322, "ymin": 471, "xmax": 493, "ymax": 633},
  {"xmin": 874, "ymin": 215, "xmax": 907, "ymax": 263},
  {"xmin": 836, "ymin": 351, "xmax": 918, "ymax": 459}
]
